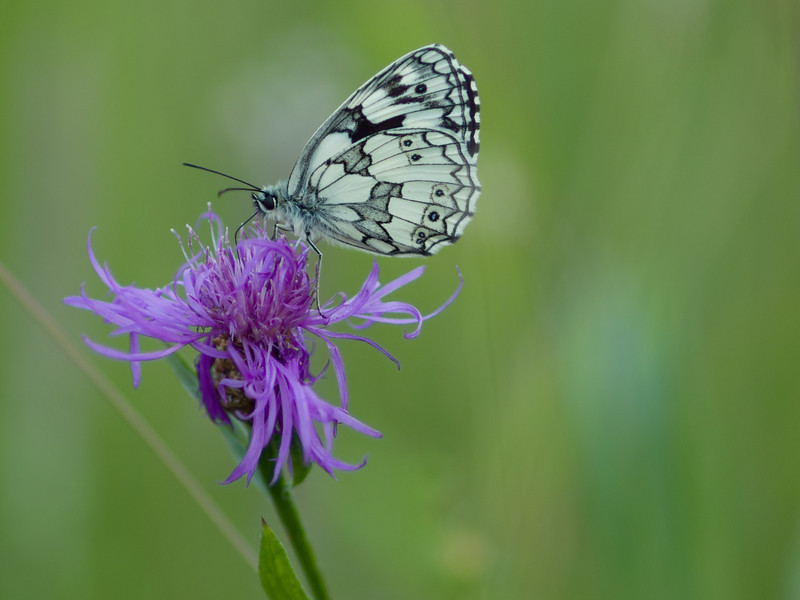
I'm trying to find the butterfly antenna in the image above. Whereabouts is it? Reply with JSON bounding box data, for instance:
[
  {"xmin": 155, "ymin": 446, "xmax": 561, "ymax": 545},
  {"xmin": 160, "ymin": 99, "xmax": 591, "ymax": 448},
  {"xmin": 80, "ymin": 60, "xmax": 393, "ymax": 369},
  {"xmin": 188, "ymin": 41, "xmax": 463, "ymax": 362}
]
[
  {"xmin": 182, "ymin": 162, "xmax": 261, "ymax": 191},
  {"xmin": 217, "ymin": 187, "xmax": 257, "ymax": 198}
]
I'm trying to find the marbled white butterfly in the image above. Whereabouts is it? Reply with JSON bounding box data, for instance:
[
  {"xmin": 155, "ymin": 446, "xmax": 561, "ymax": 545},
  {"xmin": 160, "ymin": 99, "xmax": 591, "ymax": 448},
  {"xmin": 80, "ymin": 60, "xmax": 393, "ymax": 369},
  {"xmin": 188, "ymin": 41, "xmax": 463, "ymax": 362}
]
[{"xmin": 187, "ymin": 44, "xmax": 480, "ymax": 258}]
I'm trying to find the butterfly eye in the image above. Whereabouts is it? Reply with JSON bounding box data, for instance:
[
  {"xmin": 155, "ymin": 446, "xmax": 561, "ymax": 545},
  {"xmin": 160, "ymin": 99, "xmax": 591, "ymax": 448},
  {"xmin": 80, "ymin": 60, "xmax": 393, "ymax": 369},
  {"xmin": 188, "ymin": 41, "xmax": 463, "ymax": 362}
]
[{"xmin": 253, "ymin": 191, "xmax": 276, "ymax": 212}]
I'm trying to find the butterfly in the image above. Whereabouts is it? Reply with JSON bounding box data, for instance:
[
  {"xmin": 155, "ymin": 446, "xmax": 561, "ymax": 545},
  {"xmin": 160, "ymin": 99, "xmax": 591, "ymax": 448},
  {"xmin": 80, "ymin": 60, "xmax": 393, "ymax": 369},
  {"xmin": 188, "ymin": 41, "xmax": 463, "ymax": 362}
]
[{"xmin": 187, "ymin": 44, "xmax": 480, "ymax": 259}]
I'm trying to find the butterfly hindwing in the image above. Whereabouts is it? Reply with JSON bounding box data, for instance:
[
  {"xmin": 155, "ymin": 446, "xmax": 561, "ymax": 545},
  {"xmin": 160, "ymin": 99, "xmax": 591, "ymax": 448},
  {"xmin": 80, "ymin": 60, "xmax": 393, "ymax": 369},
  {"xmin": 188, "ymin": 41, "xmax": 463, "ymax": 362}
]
[
  {"xmin": 287, "ymin": 44, "xmax": 480, "ymax": 199},
  {"xmin": 302, "ymin": 128, "xmax": 479, "ymax": 255}
]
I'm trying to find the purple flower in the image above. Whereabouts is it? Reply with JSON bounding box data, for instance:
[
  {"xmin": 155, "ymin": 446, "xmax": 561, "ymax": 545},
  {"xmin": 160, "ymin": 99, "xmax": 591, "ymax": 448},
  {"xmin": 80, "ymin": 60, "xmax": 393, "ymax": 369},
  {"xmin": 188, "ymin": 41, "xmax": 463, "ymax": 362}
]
[{"xmin": 65, "ymin": 208, "xmax": 460, "ymax": 484}]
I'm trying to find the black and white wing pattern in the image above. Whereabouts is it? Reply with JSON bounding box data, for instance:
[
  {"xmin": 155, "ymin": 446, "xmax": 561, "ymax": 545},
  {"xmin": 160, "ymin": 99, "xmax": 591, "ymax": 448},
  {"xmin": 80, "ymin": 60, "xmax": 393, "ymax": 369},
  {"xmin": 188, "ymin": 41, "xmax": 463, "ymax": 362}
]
[
  {"xmin": 304, "ymin": 127, "xmax": 477, "ymax": 254},
  {"xmin": 270, "ymin": 44, "xmax": 480, "ymax": 256}
]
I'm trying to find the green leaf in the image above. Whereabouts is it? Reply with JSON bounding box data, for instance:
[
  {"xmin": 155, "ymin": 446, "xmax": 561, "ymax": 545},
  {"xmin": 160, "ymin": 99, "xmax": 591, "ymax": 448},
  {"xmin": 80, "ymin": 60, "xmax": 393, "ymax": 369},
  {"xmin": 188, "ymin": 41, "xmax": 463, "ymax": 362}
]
[
  {"xmin": 259, "ymin": 520, "xmax": 311, "ymax": 600},
  {"xmin": 218, "ymin": 416, "xmax": 253, "ymax": 463},
  {"xmin": 289, "ymin": 435, "xmax": 313, "ymax": 487},
  {"xmin": 166, "ymin": 352, "xmax": 202, "ymax": 402}
]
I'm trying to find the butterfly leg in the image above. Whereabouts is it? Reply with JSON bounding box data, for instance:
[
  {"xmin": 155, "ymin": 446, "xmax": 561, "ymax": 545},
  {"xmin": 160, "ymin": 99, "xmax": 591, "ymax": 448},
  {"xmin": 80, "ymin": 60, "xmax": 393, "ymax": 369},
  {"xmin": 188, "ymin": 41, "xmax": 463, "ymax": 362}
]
[{"xmin": 305, "ymin": 234, "xmax": 325, "ymax": 317}]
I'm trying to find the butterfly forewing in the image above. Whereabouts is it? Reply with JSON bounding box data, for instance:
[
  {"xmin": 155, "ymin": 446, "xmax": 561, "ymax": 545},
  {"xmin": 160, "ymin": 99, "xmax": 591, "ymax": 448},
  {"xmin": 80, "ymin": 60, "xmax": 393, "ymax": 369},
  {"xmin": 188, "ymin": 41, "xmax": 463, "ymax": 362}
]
[{"xmin": 286, "ymin": 44, "xmax": 480, "ymax": 200}]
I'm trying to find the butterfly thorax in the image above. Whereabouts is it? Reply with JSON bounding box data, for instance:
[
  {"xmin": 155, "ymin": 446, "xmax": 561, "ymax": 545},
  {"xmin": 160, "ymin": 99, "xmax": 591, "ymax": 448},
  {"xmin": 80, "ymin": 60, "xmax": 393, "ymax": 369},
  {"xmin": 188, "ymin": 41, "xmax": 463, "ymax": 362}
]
[{"xmin": 253, "ymin": 181, "xmax": 320, "ymax": 239}]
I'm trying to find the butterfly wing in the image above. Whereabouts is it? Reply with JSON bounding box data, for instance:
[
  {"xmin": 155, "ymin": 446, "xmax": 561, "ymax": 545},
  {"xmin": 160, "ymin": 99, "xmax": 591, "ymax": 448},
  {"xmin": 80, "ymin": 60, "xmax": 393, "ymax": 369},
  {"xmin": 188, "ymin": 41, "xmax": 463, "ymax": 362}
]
[
  {"xmin": 286, "ymin": 44, "xmax": 480, "ymax": 198},
  {"xmin": 302, "ymin": 127, "xmax": 479, "ymax": 255}
]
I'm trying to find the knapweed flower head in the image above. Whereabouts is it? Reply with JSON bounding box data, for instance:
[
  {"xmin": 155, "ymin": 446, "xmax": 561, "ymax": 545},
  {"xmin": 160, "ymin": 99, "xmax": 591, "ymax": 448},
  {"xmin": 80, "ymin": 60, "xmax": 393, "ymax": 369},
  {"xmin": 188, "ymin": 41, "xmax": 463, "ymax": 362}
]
[{"xmin": 65, "ymin": 208, "xmax": 460, "ymax": 484}]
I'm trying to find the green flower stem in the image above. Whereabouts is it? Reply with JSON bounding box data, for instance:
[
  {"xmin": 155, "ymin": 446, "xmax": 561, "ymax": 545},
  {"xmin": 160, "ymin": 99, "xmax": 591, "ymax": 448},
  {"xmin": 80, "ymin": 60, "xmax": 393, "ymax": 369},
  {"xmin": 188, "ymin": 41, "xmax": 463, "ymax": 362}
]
[{"xmin": 259, "ymin": 460, "xmax": 330, "ymax": 600}]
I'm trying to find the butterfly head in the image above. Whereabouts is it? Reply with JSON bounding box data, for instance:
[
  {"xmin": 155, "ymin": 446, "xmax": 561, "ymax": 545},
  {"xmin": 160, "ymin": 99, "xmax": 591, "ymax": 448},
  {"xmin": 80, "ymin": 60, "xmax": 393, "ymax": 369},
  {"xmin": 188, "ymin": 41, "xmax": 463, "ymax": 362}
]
[{"xmin": 252, "ymin": 186, "xmax": 281, "ymax": 215}]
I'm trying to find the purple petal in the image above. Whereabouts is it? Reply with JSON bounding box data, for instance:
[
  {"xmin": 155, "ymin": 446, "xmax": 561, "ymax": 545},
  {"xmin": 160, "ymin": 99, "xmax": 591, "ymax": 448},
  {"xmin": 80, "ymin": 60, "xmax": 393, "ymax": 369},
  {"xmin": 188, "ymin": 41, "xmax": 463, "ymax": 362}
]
[{"xmin": 67, "ymin": 209, "xmax": 459, "ymax": 485}]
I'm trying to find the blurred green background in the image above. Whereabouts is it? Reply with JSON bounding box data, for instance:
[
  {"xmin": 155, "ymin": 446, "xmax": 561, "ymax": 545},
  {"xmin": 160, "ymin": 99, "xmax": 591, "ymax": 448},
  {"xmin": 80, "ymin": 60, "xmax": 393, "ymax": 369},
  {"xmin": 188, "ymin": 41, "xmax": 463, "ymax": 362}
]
[{"xmin": 2, "ymin": 0, "xmax": 799, "ymax": 598}]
